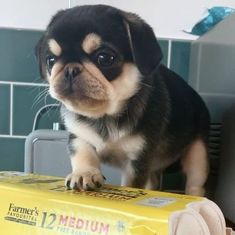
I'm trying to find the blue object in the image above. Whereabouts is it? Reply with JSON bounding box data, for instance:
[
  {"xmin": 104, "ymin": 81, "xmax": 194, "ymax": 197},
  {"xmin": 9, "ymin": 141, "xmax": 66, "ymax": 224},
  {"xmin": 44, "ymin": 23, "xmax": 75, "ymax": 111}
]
[{"xmin": 190, "ymin": 7, "xmax": 235, "ymax": 36}]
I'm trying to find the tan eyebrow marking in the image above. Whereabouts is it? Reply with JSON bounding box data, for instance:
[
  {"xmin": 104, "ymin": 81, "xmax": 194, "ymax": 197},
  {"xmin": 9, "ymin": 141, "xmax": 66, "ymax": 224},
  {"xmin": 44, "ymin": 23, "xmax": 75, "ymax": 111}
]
[
  {"xmin": 48, "ymin": 39, "xmax": 62, "ymax": 56},
  {"xmin": 82, "ymin": 33, "xmax": 102, "ymax": 54}
]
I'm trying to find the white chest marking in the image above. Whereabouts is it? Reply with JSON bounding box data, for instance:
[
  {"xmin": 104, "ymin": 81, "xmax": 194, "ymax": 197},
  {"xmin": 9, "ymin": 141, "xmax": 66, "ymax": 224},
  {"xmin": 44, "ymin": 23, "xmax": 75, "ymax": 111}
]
[
  {"xmin": 64, "ymin": 112, "xmax": 145, "ymax": 160},
  {"xmin": 64, "ymin": 113, "xmax": 105, "ymax": 151},
  {"xmin": 106, "ymin": 121, "xmax": 128, "ymax": 141}
]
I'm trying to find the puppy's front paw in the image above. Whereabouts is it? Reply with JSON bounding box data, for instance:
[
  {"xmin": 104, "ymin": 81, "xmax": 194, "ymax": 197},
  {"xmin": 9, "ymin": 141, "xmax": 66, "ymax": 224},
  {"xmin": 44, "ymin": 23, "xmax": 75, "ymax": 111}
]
[{"xmin": 65, "ymin": 167, "xmax": 105, "ymax": 190}]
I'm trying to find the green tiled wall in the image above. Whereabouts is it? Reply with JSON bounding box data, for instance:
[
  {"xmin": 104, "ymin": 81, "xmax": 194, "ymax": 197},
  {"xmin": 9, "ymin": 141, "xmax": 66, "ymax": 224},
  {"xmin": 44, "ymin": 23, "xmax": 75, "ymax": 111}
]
[
  {"xmin": 13, "ymin": 85, "xmax": 58, "ymax": 135},
  {"xmin": 0, "ymin": 29, "xmax": 191, "ymax": 189},
  {"xmin": 0, "ymin": 138, "xmax": 25, "ymax": 171},
  {"xmin": 170, "ymin": 41, "xmax": 191, "ymax": 81},
  {"xmin": 0, "ymin": 29, "xmax": 43, "ymax": 83},
  {"xmin": 158, "ymin": 40, "xmax": 168, "ymax": 66},
  {"xmin": 0, "ymin": 28, "xmax": 58, "ymax": 172},
  {"xmin": 0, "ymin": 84, "xmax": 10, "ymax": 134}
]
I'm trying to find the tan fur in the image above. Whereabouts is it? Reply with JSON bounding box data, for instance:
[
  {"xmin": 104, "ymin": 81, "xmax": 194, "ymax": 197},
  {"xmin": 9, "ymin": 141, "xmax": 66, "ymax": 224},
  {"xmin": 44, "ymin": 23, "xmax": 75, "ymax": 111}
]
[
  {"xmin": 65, "ymin": 111, "xmax": 145, "ymax": 161},
  {"xmin": 48, "ymin": 39, "xmax": 62, "ymax": 56},
  {"xmin": 99, "ymin": 134, "xmax": 145, "ymax": 167},
  {"xmin": 82, "ymin": 33, "xmax": 102, "ymax": 54},
  {"xmin": 82, "ymin": 62, "xmax": 113, "ymax": 100},
  {"xmin": 64, "ymin": 112, "xmax": 105, "ymax": 152},
  {"xmin": 50, "ymin": 62, "xmax": 64, "ymax": 78},
  {"xmin": 66, "ymin": 138, "xmax": 103, "ymax": 189},
  {"xmin": 47, "ymin": 54, "xmax": 140, "ymax": 118},
  {"xmin": 48, "ymin": 61, "xmax": 110, "ymax": 117},
  {"xmin": 113, "ymin": 134, "xmax": 145, "ymax": 160},
  {"xmin": 67, "ymin": 99, "xmax": 109, "ymax": 118},
  {"xmin": 64, "ymin": 110, "xmax": 146, "ymax": 171},
  {"xmin": 121, "ymin": 161, "xmax": 136, "ymax": 187},
  {"xmin": 64, "ymin": 63, "xmax": 83, "ymax": 75},
  {"xmin": 106, "ymin": 63, "xmax": 140, "ymax": 115},
  {"xmin": 48, "ymin": 62, "xmax": 64, "ymax": 99},
  {"xmin": 145, "ymin": 172, "xmax": 160, "ymax": 190},
  {"xmin": 71, "ymin": 139, "xmax": 100, "ymax": 170},
  {"xmin": 61, "ymin": 62, "xmax": 140, "ymax": 117},
  {"xmin": 111, "ymin": 64, "xmax": 140, "ymax": 100},
  {"xmin": 182, "ymin": 139, "xmax": 209, "ymax": 196},
  {"xmin": 66, "ymin": 118, "xmax": 146, "ymax": 189}
]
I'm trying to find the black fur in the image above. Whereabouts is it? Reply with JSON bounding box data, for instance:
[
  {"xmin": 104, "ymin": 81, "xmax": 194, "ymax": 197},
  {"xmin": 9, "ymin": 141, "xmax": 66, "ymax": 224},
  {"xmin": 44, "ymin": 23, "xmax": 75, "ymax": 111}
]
[{"xmin": 36, "ymin": 5, "xmax": 210, "ymax": 192}]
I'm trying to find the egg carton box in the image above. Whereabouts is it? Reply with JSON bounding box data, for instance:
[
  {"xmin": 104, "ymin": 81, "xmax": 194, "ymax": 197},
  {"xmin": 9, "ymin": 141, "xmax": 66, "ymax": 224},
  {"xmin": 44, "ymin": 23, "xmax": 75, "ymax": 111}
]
[{"xmin": 0, "ymin": 171, "xmax": 234, "ymax": 235}]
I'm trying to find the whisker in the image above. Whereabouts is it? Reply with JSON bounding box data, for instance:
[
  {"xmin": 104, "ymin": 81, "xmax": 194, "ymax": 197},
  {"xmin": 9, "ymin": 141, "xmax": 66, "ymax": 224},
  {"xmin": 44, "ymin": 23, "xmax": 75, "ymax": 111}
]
[
  {"xmin": 139, "ymin": 82, "xmax": 153, "ymax": 88},
  {"xmin": 32, "ymin": 88, "xmax": 49, "ymax": 109},
  {"xmin": 44, "ymin": 100, "xmax": 60, "ymax": 120},
  {"xmin": 33, "ymin": 89, "xmax": 48, "ymax": 105}
]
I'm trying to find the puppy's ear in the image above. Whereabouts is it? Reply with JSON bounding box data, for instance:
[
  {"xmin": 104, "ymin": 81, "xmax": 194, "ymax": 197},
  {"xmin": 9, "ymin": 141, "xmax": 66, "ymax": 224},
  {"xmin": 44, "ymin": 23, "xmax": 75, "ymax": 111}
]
[{"xmin": 122, "ymin": 13, "xmax": 163, "ymax": 75}]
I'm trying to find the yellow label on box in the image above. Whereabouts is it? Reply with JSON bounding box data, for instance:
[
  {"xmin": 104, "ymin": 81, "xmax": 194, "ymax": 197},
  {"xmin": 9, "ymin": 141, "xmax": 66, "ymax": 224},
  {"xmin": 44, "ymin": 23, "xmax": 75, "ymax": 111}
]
[{"xmin": 0, "ymin": 171, "xmax": 204, "ymax": 235}]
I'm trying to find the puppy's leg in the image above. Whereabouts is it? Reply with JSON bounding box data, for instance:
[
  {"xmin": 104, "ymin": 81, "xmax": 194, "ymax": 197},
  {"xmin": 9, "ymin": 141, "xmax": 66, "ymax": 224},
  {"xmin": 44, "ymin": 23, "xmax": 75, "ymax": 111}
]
[
  {"xmin": 121, "ymin": 161, "xmax": 135, "ymax": 186},
  {"xmin": 121, "ymin": 160, "xmax": 149, "ymax": 189},
  {"xmin": 145, "ymin": 171, "xmax": 161, "ymax": 190},
  {"xmin": 66, "ymin": 138, "xmax": 104, "ymax": 190},
  {"xmin": 182, "ymin": 139, "xmax": 209, "ymax": 196}
]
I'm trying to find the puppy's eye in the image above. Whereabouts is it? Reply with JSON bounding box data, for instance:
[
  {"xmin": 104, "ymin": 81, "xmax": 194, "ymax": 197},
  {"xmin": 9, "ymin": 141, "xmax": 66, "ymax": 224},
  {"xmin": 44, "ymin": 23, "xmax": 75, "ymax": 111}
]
[
  {"xmin": 96, "ymin": 53, "xmax": 115, "ymax": 67},
  {"xmin": 46, "ymin": 55, "xmax": 56, "ymax": 73}
]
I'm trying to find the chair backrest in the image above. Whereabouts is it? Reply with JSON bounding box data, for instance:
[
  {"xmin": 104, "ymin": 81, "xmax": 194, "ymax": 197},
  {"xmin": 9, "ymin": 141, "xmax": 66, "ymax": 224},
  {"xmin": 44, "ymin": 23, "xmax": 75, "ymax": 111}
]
[{"xmin": 24, "ymin": 129, "xmax": 122, "ymax": 185}]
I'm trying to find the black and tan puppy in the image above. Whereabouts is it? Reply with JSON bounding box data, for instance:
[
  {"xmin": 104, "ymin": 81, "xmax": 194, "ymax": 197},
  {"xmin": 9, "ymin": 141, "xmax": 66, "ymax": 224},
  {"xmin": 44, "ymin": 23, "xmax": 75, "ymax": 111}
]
[{"xmin": 36, "ymin": 5, "xmax": 210, "ymax": 196}]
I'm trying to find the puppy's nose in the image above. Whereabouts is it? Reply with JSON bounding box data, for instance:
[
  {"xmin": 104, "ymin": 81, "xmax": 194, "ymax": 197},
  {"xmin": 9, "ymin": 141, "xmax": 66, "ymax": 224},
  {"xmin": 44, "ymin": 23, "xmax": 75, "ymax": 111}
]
[{"xmin": 64, "ymin": 64, "xmax": 81, "ymax": 79}]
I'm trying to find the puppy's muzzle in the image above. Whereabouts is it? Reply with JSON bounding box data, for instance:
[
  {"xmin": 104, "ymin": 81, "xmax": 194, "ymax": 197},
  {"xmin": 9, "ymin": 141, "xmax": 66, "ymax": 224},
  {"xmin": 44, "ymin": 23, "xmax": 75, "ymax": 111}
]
[
  {"xmin": 64, "ymin": 63, "xmax": 82, "ymax": 90},
  {"xmin": 64, "ymin": 63, "xmax": 82, "ymax": 79}
]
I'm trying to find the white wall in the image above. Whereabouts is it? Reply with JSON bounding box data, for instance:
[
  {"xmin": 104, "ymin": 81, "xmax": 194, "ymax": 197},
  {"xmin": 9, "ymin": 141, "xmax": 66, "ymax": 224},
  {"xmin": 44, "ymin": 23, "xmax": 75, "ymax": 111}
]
[
  {"xmin": 0, "ymin": 0, "xmax": 69, "ymax": 30},
  {"xmin": 1, "ymin": 0, "xmax": 235, "ymax": 40}
]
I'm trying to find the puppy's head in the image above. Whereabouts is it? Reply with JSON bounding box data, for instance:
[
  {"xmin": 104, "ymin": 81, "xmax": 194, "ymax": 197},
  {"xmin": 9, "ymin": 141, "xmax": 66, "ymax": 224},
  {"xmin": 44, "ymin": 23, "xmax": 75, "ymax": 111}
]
[{"xmin": 36, "ymin": 5, "xmax": 162, "ymax": 118}]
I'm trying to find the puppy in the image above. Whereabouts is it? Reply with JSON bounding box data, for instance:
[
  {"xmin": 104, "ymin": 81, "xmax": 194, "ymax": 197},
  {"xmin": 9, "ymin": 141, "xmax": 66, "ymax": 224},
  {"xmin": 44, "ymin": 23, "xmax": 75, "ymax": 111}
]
[{"xmin": 36, "ymin": 5, "xmax": 210, "ymax": 196}]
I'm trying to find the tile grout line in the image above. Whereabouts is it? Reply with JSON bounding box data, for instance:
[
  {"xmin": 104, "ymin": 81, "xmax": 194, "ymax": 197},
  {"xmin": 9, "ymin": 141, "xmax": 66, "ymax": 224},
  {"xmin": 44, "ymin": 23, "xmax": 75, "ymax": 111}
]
[
  {"xmin": 196, "ymin": 45, "xmax": 201, "ymax": 91},
  {"xmin": 10, "ymin": 84, "xmax": 13, "ymax": 136},
  {"xmin": 0, "ymin": 134, "xmax": 26, "ymax": 139},
  {"xmin": 0, "ymin": 81, "xmax": 48, "ymax": 87},
  {"xmin": 199, "ymin": 92, "xmax": 235, "ymax": 97},
  {"xmin": 167, "ymin": 40, "xmax": 172, "ymax": 68}
]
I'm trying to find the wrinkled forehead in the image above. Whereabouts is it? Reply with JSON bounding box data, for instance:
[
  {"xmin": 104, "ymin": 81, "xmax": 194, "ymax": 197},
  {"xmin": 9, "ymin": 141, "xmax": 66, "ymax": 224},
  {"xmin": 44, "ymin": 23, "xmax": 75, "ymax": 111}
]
[
  {"xmin": 46, "ymin": 10, "xmax": 129, "ymax": 57},
  {"xmin": 47, "ymin": 33, "xmax": 102, "ymax": 57}
]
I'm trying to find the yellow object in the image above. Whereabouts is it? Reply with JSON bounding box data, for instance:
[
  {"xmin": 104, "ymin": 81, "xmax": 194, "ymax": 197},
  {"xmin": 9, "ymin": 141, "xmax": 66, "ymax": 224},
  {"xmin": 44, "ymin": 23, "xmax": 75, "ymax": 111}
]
[{"xmin": 0, "ymin": 171, "xmax": 232, "ymax": 235}]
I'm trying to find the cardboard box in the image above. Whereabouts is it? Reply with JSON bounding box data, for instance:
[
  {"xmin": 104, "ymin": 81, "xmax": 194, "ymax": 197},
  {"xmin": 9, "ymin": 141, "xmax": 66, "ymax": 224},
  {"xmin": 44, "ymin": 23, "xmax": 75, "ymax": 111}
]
[{"xmin": 0, "ymin": 171, "xmax": 233, "ymax": 235}]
